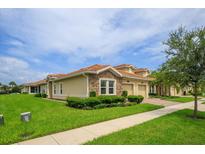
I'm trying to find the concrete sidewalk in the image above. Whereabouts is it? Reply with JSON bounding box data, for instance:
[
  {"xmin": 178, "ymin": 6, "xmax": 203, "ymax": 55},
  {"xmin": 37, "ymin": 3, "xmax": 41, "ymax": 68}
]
[{"xmin": 17, "ymin": 100, "xmax": 203, "ymax": 145}]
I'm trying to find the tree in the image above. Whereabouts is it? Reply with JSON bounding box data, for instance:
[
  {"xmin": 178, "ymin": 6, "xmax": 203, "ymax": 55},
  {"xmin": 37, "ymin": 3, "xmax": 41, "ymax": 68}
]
[
  {"xmin": 11, "ymin": 86, "xmax": 21, "ymax": 93},
  {"xmin": 162, "ymin": 26, "xmax": 205, "ymax": 118},
  {"xmin": 9, "ymin": 81, "xmax": 17, "ymax": 88},
  {"xmin": 149, "ymin": 70, "xmax": 180, "ymax": 96}
]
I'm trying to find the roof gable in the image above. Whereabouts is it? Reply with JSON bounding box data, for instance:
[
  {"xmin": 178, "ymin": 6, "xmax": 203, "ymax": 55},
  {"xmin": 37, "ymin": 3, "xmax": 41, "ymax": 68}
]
[
  {"xmin": 53, "ymin": 64, "xmax": 122, "ymax": 81},
  {"xmin": 97, "ymin": 66, "xmax": 122, "ymax": 77}
]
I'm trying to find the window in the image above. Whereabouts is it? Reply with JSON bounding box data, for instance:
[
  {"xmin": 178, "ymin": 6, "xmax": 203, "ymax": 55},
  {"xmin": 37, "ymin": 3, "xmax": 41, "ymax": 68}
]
[
  {"xmin": 31, "ymin": 86, "xmax": 38, "ymax": 93},
  {"xmin": 109, "ymin": 81, "xmax": 114, "ymax": 94},
  {"xmin": 100, "ymin": 80, "xmax": 106, "ymax": 94},
  {"xmin": 54, "ymin": 84, "xmax": 57, "ymax": 94},
  {"xmin": 60, "ymin": 83, "xmax": 63, "ymax": 94},
  {"xmin": 149, "ymin": 85, "xmax": 155, "ymax": 93},
  {"xmin": 100, "ymin": 79, "xmax": 116, "ymax": 95}
]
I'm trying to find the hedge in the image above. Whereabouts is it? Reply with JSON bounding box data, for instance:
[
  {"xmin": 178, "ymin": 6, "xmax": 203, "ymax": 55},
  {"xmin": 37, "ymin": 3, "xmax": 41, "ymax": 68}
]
[
  {"xmin": 83, "ymin": 97, "xmax": 101, "ymax": 107},
  {"xmin": 41, "ymin": 93, "xmax": 47, "ymax": 98},
  {"xmin": 127, "ymin": 95, "xmax": 144, "ymax": 104},
  {"xmin": 34, "ymin": 93, "xmax": 47, "ymax": 98},
  {"xmin": 89, "ymin": 91, "xmax": 96, "ymax": 97},
  {"xmin": 67, "ymin": 95, "xmax": 126, "ymax": 109},
  {"xmin": 97, "ymin": 95, "xmax": 125, "ymax": 104},
  {"xmin": 67, "ymin": 97, "xmax": 85, "ymax": 108},
  {"xmin": 34, "ymin": 93, "xmax": 41, "ymax": 97}
]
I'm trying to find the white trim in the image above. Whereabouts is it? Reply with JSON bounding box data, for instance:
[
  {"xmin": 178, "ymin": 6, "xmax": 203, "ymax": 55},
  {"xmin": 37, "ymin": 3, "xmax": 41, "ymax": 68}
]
[
  {"xmin": 52, "ymin": 82, "xmax": 64, "ymax": 96},
  {"xmin": 99, "ymin": 78, "xmax": 116, "ymax": 95},
  {"xmin": 28, "ymin": 86, "xmax": 31, "ymax": 94},
  {"xmin": 86, "ymin": 75, "xmax": 89, "ymax": 97},
  {"xmin": 97, "ymin": 66, "xmax": 122, "ymax": 77},
  {"xmin": 82, "ymin": 74, "xmax": 89, "ymax": 97},
  {"xmin": 59, "ymin": 82, "xmax": 63, "ymax": 95},
  {"xmin": 53, "ymin": 82, "xmax": 57, "ymax": 95}
]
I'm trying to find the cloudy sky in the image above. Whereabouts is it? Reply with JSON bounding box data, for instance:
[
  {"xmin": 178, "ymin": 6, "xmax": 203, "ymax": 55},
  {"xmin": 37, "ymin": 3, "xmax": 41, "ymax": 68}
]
[{"xmin": 0, "ymin": 9, "xmax": 205, "ymax": 84}]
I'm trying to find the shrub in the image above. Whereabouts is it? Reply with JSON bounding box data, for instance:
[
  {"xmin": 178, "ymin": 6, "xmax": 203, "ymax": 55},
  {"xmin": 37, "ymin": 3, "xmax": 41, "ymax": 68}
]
[
  {"xmin": 41, "ymin": 93, "xmax": 47, "ymax": 98},
  {"xmin": 22, "ymin": 92, "xmax": 28, "ymax": 94},
  {"xmin": 34, "ymin": 93, "xmax": 41, "ymax": 97},
  {"xmin": 138, "ymin": 95, "xmax": 144, "ymax": 103},
  {"xmin": 97, "ymin": 95, "xmax": 125, "ymax": 104},
  {"xmin": 83, "ymin": 97, "xmax": 101, "ymax": 107},
  {"xmin": 11, "ymin": 86, "xmax": 21, "ymax": 93},
  {"xmin": 67, "ymin": 95, "xmax": 127, "ymax": 109},
  {"xmin": 67, "ymin": 97, "xmax": 85, "ymax": 108},
  {"xmin": 121, "ymin": 90, "xmax": 128, "ymax": 97},
  {"xmin": 112, "ymin": 95, "xmax": 126, "ymax": 103},
  {"xmin": 127, "ymin": 95, "xmax": 144, "ymax": 104},
  {"xmin": 97, "ymin": 95, "xmax": 113, "ymax": 104},
  {"xmin": 127, "ymin": 95, "xmax": 138, "ymax": 102},
  {"xmin": 89, "ymin": 91, "xmax": 96, "ymax": 97},
  {"xmin": 94, "ymin": 103, "xmax": 109, "ymax": 109}
]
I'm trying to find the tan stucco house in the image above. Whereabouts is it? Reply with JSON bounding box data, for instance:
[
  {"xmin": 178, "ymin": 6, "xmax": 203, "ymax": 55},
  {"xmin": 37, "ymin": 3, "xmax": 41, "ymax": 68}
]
[
  {"xmin": 22, "ymin": 64, "xmax": 154, "ymax": 100},
  {"xmin": 21, "ymin": 79, "xmax": 47, "ymax": 94},
  {"xmin": 22, "ymin": 64, "xmax": 187, "ymax": 100}
]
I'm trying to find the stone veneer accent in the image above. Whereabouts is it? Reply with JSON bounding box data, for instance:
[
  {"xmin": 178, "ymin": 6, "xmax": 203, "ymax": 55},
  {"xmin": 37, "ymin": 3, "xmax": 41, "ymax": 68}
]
[{"xmin": 88, "ymin": 70, "xmax": 123, "ymax": 96}]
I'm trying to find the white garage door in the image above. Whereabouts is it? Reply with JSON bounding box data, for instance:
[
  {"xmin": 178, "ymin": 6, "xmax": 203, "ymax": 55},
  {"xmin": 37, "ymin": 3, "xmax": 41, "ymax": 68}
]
[
  {"xmin": 138, "ymin": 85, "xmax": 146, "ymax": 97},
  {"xmin": 122, "ymin": 84, "xmax": 134, "ymax": 95}
]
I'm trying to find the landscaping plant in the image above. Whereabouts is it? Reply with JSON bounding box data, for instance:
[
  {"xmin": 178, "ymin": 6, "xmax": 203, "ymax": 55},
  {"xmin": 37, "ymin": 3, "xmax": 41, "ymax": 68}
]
[
  {"xmin": 34, "ymin": 93, "xmax": 41, "ymax": 97},
  {"xmin": 41, "ymin": 93, "xmax": 47, "ymax": 98},
  {"xmin": 121, "ymin": 91, "xmax": 128, "ymax": 97},
  {"xmin": 127, "ymin": 95, "xmax": 144, "ymax": 104},
  {"xmin": 67, "ymin": 95, "xmax": 126, "ymax": 109},
  {"xmin": 89, "ymin": 91, "xmax": 96, "ymax": 97}
]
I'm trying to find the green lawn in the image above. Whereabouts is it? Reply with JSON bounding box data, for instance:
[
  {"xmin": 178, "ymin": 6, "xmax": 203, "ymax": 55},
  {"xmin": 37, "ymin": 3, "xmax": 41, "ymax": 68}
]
[
  {"xmin": 160, "ymin": 96, "xmax": 194, "ymax": 103},
  {"xmin": 0, "ymin": 94, "xmax": 162, "ymax": 144},
  {"xmin": 86, "ymin": 109, "xmax": 205, "ymax": 145}
]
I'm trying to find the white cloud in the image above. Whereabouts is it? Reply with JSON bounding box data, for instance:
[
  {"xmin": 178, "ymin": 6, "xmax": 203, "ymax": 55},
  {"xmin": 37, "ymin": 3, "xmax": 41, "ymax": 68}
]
[
  {"xmin": 0, "ymin": 56, "xmax": 48, "ymax": 84},
  {"xmin": 0, "ymin": 9, "xmax": 205, "ymax": 83},
  {"xmin": 1, "ymin": 9, "xmax": 205, "ymax": 60}
]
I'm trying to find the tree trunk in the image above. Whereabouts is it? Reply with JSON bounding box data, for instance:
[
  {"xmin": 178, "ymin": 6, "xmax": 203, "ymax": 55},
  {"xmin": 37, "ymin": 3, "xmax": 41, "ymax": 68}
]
[{"xmin": 193, "ymin": 82, "xmax": 198, "ymax": 119}]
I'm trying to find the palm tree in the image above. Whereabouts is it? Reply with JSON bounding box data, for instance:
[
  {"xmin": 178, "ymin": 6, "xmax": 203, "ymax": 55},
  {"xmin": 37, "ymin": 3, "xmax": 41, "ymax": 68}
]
[{"xmin": 9, "ymin": 81, "xmax": 17, "ymax": 87}]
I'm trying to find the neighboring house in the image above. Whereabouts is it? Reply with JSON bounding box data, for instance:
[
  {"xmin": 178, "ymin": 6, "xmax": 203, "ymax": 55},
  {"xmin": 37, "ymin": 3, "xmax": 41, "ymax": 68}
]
[
  {"xmin": 149, "ymin": 84, "xmax": 190, "ymax": 96},
  {"xmin": 0, "ymin": 86, "xmax": 4, "ymax": 92},
  {"xmin": 21, "ymin": 79, "xmax": 47, "ymax": 94},
  {"xmin": 22, "ymin": 64, "xmax": 152, "ymax": 100}
]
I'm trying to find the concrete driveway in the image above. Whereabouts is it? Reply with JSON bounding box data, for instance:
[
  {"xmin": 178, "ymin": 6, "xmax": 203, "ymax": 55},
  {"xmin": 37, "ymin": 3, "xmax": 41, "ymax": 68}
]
[{"xmin": 144, "ymin": 98, "xmax": 180, "ymax": 107}]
